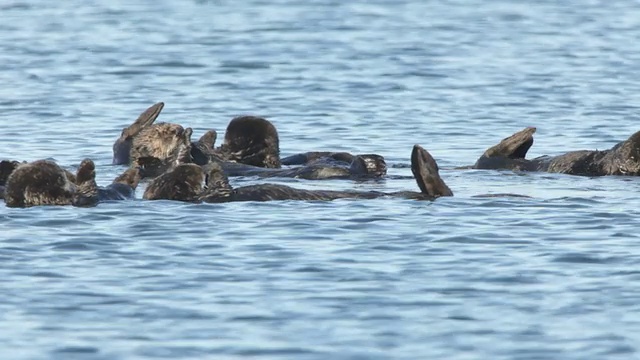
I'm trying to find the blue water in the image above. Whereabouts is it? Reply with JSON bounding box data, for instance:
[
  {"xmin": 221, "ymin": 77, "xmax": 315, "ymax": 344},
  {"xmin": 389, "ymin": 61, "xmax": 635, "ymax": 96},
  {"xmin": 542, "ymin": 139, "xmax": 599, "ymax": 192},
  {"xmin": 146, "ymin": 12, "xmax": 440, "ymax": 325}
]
[{"xmin": 2, "ymin": 0, "xmax": 640, "ymax": 359}]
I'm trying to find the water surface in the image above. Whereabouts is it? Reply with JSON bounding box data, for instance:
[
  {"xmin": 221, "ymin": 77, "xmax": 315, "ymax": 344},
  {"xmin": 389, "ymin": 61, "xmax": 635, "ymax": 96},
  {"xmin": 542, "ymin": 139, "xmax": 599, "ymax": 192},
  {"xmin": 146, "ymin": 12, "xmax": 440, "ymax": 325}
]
[{"xmin": 1, "ymin": 0, "xmax": 640, "ymax": 359}]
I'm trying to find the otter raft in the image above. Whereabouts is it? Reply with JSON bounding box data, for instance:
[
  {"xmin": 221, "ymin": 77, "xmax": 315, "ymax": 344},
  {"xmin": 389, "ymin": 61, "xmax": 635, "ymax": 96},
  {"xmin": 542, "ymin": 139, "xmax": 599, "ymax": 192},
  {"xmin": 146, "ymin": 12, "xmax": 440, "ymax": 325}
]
[{"xmin": 1, "ymin": 2, "xmax": 639, "ymax": 359}]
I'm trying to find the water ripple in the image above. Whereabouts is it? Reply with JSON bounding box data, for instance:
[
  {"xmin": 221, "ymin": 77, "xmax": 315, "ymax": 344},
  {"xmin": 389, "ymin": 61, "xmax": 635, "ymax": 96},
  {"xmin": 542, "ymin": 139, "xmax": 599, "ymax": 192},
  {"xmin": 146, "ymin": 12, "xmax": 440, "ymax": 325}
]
[{"xmin": 1, "ymin": 0, "xmax": 640, "ymax": 359}]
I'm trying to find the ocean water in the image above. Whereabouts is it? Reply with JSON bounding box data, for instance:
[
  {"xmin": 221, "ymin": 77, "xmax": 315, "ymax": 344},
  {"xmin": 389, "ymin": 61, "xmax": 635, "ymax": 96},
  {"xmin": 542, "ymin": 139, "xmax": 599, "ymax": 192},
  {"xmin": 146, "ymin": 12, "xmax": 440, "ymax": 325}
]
[{"xmin": 1, "ymin": 0, "xmax": 640, "ymax": 359}]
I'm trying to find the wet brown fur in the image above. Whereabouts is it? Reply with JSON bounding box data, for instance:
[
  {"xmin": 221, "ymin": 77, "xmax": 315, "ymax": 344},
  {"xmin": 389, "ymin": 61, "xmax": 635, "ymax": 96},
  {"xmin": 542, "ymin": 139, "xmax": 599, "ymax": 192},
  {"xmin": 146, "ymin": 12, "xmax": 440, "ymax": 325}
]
[
  {"xmin": 113, "ymin": 102, "xmax": 165, "ymax": 165},
  {"xmin": 4, "ymin": 159, "xmax": 98, "ymax": 208},
  {"xmin": 219, "ymin": 116, "xmax": 281, "ymax": 168},
  {"xmin": 143, "ymin": 163, "xmax": 205, "ymax": 201},
  {"xmin": 131, "ymin": 123, "xmax": 187, "ymax": 164}
]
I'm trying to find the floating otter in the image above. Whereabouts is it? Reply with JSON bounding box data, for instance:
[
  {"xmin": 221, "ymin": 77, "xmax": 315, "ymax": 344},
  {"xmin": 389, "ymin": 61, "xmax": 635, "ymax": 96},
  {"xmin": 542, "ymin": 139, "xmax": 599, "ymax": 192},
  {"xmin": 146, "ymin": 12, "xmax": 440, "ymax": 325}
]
[
  {"xmin": 114, "ymin": 103, "xmax": 386, "ymax": 180},
  {"xmin": 4, "ymin": 159, "xmax": 97, "ymax": 207},
  {"xmin": 471, "ymin": 127, "xmax": 640, "ymax": 176},
  {"xmin": 113, "ymin": 102, "xmax": 164, "ymax": 165},
  {"xmin": 143, "ymin": 145, "xmax": 452, "ymax": 203},
  {"xmin": 218, "ymin": 115, "xmax": 281, "ymax": 168},
  {"xmin": 188, "ymin": 116, "xmax": 281, "ymax": 168},
  {"xmin": 4, "ymin": 159, "xmax": 141, "ymax": 208},
  {"xmin": 191, "ymin": 128, "xmax": 387, "ymax": 180},
  {"xmin": 133, "ymin": 126, "xmax": 194, "ymax": 179}
]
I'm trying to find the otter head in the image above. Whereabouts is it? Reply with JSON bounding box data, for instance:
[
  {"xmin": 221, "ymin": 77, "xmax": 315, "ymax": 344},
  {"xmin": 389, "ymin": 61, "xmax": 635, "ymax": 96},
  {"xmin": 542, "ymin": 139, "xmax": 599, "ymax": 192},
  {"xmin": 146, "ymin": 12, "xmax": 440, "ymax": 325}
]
[
  {"xmin": 608, "ymin": 129, "xmax": 640, "ymax": 175},
  {"xmin": 113, "ymin": 102, "xmax": 164, "ymax": 165},
  {"xmin": 356, "ymin": 154, "xmax": 387, "ymax": 177},
  {"xmin": 220, "ymin": 115, "xmax": 281, "ymax": 168}
]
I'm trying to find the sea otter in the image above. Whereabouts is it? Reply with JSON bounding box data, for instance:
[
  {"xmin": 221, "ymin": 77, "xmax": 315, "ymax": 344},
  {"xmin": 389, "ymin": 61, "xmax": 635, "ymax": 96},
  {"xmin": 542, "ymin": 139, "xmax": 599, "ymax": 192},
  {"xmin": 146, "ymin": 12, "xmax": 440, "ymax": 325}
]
[
  {"xmin": 190, "ymin": 128, "xmax": 387, "ymax": 180},
  {"xmin": 113, "ymin": 103, "xmax": 388, "ymax": 180},
  {"xmin": 471, "ymin": 127, "xmax": 640, "ymax": 176},
  {"xmin": 132, "ymin": 126, "xmax": 194, "ymax": 179},
  {"xmin": 113, "ymin": 102, "xmax": 164, "ymax": 165},
  {"xmin": 4, "ymin": 159, "xmax": 141, "ymax": 208},
  {"xmin": 143, "ymin": 144, "xmax": 452, "ymax": 202},
  {"xmin": 4, "ymin": 159, "xmax": 97, "ymax": 207}
]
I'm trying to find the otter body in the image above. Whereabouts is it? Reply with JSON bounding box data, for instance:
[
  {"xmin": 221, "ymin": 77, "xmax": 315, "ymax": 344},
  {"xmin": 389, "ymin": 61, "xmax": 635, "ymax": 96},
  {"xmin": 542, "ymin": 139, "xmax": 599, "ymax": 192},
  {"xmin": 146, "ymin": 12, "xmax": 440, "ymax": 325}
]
[
  {"xmin": 144, "ymin": 145, "xmax": 452, "ymax": 203},
  {"xmin": 472, "ymin": 127, "xmax": 640, "ymax": 176},
  {"xmin": 3, "ymin": 159, "xmax": 140, "ymax": 207},
  {"xmin": 4, "ymin": 159, "xmax": 98, "ymax": 208}
]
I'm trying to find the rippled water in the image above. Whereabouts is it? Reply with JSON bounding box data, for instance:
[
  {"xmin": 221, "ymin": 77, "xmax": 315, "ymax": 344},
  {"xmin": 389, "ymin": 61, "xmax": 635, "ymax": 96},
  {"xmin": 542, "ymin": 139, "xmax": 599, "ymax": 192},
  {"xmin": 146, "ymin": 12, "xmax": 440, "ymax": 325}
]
[{"xmin": 2, "ymin": 0, "xmax": 640, "ymax": 359}]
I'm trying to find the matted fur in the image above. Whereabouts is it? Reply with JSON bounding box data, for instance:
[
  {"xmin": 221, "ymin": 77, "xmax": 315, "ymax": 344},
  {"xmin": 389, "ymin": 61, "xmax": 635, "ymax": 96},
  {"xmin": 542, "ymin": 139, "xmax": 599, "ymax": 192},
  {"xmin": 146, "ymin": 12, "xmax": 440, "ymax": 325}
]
[
  {"xmin": 219, "ymin": 116, "xmax": 281, "ymax": 168},
  {"xmin": 130, "ymin": 123, "xmax": 188, "ymax": 165},
  {"xmin": 5, "ymin": 160, "xmax": 78, "ymax": 207},
  {"xmin": 143, "ymin": 163, "xmax": 205, "ymax": 201}
]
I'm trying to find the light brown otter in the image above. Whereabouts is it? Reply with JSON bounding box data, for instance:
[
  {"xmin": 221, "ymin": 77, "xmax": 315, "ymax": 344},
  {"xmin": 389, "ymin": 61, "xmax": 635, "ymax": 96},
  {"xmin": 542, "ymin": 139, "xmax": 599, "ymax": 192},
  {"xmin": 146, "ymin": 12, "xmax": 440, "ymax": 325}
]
[{"xmin": 132, "ymin": 126, "xmax": 194, "ymax": 178}]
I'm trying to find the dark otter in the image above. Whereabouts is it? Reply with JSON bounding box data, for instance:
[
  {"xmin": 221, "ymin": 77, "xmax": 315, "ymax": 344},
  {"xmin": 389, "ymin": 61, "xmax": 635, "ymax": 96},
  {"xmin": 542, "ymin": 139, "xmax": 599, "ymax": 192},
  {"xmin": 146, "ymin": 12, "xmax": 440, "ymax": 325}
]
[
  {"xmin": 188, "ymin": 116, "xmax": 280, "ymax": 168},
  {"xmin": 191, "ymin": 129, "xmax": 387, "ymax": 180},
  {"xmin": 4, "ymin": 159, "xmax": 98, "ymax": 208},
  {"xmin": 217, "ymin": 115, "xmax": 281, "ymax": 168},
  {"xmin": 471, "ymin": 127, "xmax": 640, "ymax": 176},
  {"xmin": 209, "ymin": 153, "xmax": 386, "ymax": 180},
  {"xmin": 113, "ymin": 102, "xmax": 164, "ymax": 165},
  {"xmin": 4, "ymin": 159, "xmax": 141, "ymax": 208},
  {"xmin": 143, "ymin": 145, "xmax": 453, "ymax": 203}
]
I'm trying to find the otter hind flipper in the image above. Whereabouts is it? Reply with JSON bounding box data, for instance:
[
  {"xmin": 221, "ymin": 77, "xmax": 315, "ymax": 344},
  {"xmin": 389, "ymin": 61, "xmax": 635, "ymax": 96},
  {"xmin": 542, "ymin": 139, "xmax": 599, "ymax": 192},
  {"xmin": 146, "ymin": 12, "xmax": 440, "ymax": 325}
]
[
  {"xmin": 112, "ymin": 102, "xmax": 165, "ymax": 165},
  {"xmin": 411, "ymin": 145, "xmax": 453, "ymax": 198},
  {"xmin": 482, "ymin": 127, "xmax": 536, "ymax": 160},
  {"xmin": 124, "ymin": 102, "xmax": 164, "ymax": 139}
]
